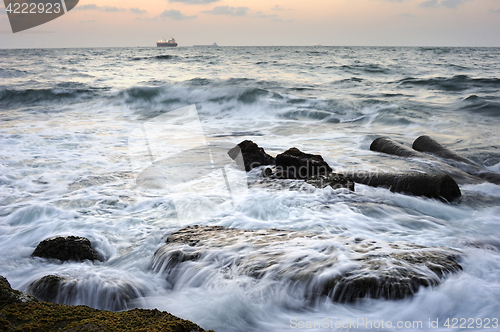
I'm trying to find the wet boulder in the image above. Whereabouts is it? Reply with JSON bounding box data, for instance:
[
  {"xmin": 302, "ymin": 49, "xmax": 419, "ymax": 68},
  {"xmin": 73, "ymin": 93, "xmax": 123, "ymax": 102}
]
[
  {"xmin": 27, "ymin": 275, "xmax": 67, "ymax": 303},
  {"xmin": 275, "ymin": 147, "xmax": 332, "ymax": 179},
  {"xmin": 227, "ymin": 140, "xmax": 275, "ymax": 172},
  {"xmin": 32, "ymin": 236, "xmax": 100, "ymax": 262},
  {"xmin": 27, "ymin": 274, "xmax": 146, "ymax": 311},
  {"xmin": 346, "ymin": 172, "xmax": 461, "ymax": 202},
  {"xmin": 153, "ymin": 225, "xmax": 462, "ymax": 303}
]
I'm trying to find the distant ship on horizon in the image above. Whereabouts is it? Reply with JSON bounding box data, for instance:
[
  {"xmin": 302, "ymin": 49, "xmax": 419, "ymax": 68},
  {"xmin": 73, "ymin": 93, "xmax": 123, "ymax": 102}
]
[
  {"xmin": 157, "ymin": 37, "xmax": 178, "ymax": 47},
  {"xmin": 193, "ymin": 42, "xmax": 219, "ymax": 47}
]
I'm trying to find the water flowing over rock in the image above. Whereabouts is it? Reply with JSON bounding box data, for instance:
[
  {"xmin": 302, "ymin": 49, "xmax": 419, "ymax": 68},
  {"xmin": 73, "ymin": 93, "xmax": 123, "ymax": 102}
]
[
  {"xmin": 227, "ymin": 140, "xmax": 275, "ymax": 171},
  {"xmin": 27, "ymin": 274, "xmax": 147, "ymax": 311},
  {"xmin": 32, "ymin": 236, "xmax": 100, "ymax": 262},
  {"xmin": 153, "ymin": 226, "xmax": 462, "ymax": 303}
]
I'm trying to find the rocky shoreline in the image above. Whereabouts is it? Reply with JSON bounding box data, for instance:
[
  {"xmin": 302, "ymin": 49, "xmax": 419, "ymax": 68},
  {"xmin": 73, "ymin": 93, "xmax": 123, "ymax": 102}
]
[
  {"xmin": 4, "ymin": 135, "xmax": 484, "ymax": 329},
  {"xmin": 1, "ymin": 276, "xmax": 212, "ymax": 332}
]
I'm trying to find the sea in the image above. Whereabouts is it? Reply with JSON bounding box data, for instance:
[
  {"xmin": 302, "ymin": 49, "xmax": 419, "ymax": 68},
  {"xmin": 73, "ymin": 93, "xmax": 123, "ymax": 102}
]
[{"xmin": 1, "ymin": 46, "xmax": 500, "ymax": 332}]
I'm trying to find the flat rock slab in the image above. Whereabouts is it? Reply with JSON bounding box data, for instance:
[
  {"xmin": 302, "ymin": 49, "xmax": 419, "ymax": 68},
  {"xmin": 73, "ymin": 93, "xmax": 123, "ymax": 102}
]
[{"xmin": 153, "ymin": 226, "xmax": 462, "ymax": 303}]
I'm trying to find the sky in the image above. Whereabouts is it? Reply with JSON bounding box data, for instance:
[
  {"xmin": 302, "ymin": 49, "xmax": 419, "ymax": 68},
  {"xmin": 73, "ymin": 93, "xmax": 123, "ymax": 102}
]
[{"xmin": 1, "ymin": 0, "xmax": 500, "ymax": 48}]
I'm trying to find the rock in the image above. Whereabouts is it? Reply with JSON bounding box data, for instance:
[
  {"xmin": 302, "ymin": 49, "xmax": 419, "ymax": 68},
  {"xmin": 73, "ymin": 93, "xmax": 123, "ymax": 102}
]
[
  {"xmin": 346, "ymin": 172, "xmax": 461, "ymax": 202},
  {"xmin": 370, "ymin": 137, "xmax": 424, "ymax": 158},
  {"xmin": 153, "ymin": 225, "xmax": 462, "ymax": 303},
  {"xmin": 28, "ymin": 275, "xmax": 66, "ymax": 303},
  {"xmin": 1, "ymin": 276, "xmax": 211, "ymax": 331},
  {"xmin": 0, "ymin": 302, "xmax": 210, "ymax": 332},
  {"xmin": 1, "ymin": 276, "xmax": 38, "ymax": 310},
  {"xmin": 413, "ymin": 135, "xmax": 500, "ymax": 185},
  {"xmin": 28, "ymin": 275, "xmax": 146, "ymax": 311},
  {"xmin": 275, "ymin": 147, "xmax": 333, "ymax": 179},
  {"xmin": 227, "ymin": 140, "xmax": 275, "ymax": 172},
  {"xmin": 32, "ymin": 236, "xmax": 100, "ymax": 262},
  {"xmin": 305, "ymin": 172, "xmax": 355, "ymax": 191}
]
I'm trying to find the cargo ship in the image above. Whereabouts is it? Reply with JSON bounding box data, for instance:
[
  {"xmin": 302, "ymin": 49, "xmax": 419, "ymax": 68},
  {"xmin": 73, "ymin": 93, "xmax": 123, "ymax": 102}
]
[{"xmin": 157, "ymin": 37, "xmax": 178, "ymax": 47}]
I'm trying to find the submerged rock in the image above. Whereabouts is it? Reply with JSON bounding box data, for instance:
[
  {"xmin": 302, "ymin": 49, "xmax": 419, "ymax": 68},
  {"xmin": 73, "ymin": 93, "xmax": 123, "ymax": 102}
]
[
  {"xmin": 153, "ymin": 225, "xmax": 462, "ymax": 303},
  {"xmin": 346, "ymin": 172, "xmax": 461, "ymax": 202},
  {"xmin": 32, "ymin": 236, "xmax": 100, "ymax": 262},
  {"xmin": 28, "ymin": 275, "xmax": 66, "ymax": 303},
  {"xmin": 275, "ymin": 147, "xmax": 332, "ymax": 179},
  {"xmin": 27, "ymin": 274, "xmax": 146, "ymax": 311},
  {"xmin": 227, "ymin": 140, "xmax": 275, "ymax": 171}
]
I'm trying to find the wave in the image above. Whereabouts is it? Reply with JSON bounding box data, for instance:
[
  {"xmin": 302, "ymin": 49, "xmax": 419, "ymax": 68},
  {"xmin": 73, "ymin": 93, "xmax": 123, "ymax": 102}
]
[
  {"xmin": 0, "ymin": 87, "xmax": 98, "ymax": 108},
  {"xmin": 459, "ymin": 95, "xmax": 500, "ymax": 117},
  {"xmin": 398, "ymin": 75, "xmax": 500, "ymax": 91}
]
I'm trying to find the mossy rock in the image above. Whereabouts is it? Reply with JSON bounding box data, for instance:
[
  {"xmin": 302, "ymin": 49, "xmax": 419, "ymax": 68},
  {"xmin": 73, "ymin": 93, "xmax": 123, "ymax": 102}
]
[
  {"xmin": 1, "ymin": 276, "xmax": 38, "ymax": 310},
  {"xmin": 0, "ymin": 302, "xmax": 212, "ymax": 332}
]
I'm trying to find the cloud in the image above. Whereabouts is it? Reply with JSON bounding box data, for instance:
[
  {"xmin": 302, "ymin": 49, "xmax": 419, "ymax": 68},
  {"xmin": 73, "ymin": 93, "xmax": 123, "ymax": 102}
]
[
  {"xmin": 271, "ymin": 5, "xmax": 285, "ymax": 11},
  {"xmin": 102, "ymin": 6, "xmax": 125, "ymax": 12},
  {"xmin": 202, "ymin": 6, "xmax": 249, "ymax": 16},
  {"xmin": 130, "ymin": 8, "xmax": 147, "ymax": 14},
  {"xmin": 490, "ymin": 8, "xmax": 500, "ymax": 13},
  {"xmin": 419, "ymin": 0, "xmax": 472, "ymax": 8},
  {"xmin": 441, "ymin": 0, "xmax": 471, "ymax": 8},
  {"xmin": 79, "ymin": 20, "xmax": 97, "ymax": 23},
  {"xmin": 75, "ymin": 4, "xmax": 149, "ymax": 14},
  {"xmin": 159, "ymin": 9, "xmax": 197, "ymax": 20},
  {"xmin": 419, "ymin": 0, "xmax": 439, "ymax": 8},
  {"xmin": 169, "ymin": 0, "xmax": 219, "ymax": 4},
  {"xmin": 395, "ymin": 13, "xmax": 416, "ymax": 17},
  {"xmin": 75, "ymin": 4, "xmax": 99, "ymax": 10},
  {"xmin": 252, "ymin": 11, "xmax": 291, "ymax": 22}
]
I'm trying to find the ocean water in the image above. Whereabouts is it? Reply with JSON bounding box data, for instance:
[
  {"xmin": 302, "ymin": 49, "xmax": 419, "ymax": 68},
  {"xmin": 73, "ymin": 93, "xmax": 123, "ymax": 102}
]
[{"xmin": 1, "ymin": 46, "xmax": 500, "ymax": 331}]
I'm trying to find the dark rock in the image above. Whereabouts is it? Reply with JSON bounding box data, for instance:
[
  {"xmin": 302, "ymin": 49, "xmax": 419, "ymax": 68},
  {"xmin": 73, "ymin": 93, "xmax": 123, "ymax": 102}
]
[
  {"xmin": 227, "ymin": 140, "xmax": 275, "ymax": 172},
  {"xmin": 305, "ymin": 172, "xmax": 355, "ymax": 191},
  {"xmin": 32, "ymin": 236, "xmax": 100, "ymax": 262},
  {"xmin": 1, "ymin": 276, "xmax": 38, "ymax": 310},
  {"xmin": 275, "ymin": 147, "xmax": 332, "ymax": 179},
  {"xmin": 27, "ymin": 275, "xmax": 146, "ymax": 311},
  {"xmin": 153, "ymin": 225, "xmax": 462, "ymax": 303},
  {"xmin": 346, "ymin": 172, "xmax": 461, "ymax": 202},
  {"xmin": 370, "ymin": 137, "xmax": 424, "ymax": 158},
  {"xmin": 28, "ymin": 275, "xmax": 67, "ymax": 303},
  {"xmin": 413, "ymin": 135, "xmax": 500, "ymax": 185}
]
